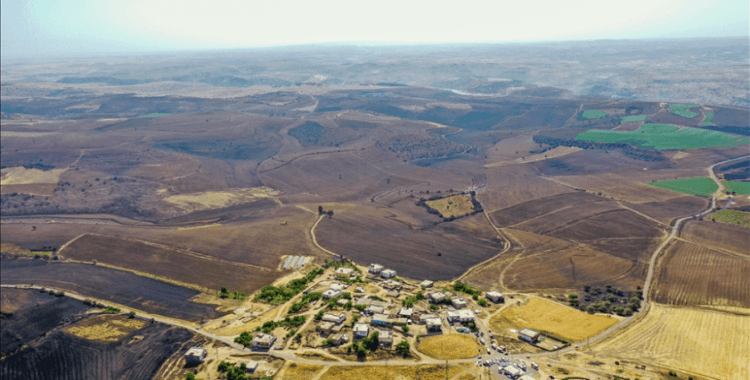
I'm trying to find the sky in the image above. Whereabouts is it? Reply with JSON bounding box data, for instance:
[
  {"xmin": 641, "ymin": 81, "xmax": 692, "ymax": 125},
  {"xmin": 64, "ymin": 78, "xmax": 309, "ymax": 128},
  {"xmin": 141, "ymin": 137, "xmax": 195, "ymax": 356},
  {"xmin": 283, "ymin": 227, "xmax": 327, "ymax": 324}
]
[{"xmin": 2, "ymin": 0, "xmax": 749, "ymax": 59}]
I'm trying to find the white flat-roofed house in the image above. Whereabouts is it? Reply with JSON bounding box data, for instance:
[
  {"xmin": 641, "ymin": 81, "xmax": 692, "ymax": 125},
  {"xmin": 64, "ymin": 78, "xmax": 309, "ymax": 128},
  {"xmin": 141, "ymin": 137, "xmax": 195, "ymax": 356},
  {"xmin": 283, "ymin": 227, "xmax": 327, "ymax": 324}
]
[
  {"xmin": 429, "ymin": 292, "xmax": 446, "ymax": 304},
  {"xmin": 398, "ymin": 307, "xmax": 414, "ymax": 318},
  {"xmin": 184, "ymin": 347, "xmax": 207, "ymax": 365},
  {"xmin": 245, "ymin": 360, "xmax": 259, "ymax": 373},
  {"xmin": 335, "ymin": 267, "xmax": 354, "ymax": 277},
  {"xmin": 369, "ymin": 264, "xmax": 384, "ymax": 274},
  {"xmin": 253, "ymin": 333, "xmax": 277, "ymax": 349},
  {"xmin": 486, "ymin": 291, "xmax": 504, "ymax": 303},
  {"xmin": 426, "ymin": 318, "xmax": 442, "ymax": 332},
  {"xmin": 518, "ymin": 328, "xmax": 540, "ymax": 343},
  {"xmin": 446, "ymin": 309, "xmax": 475, "ymax": 322},
  {"xmin": 380, "ymin": 269, "xmax": 397, "ymax": 278},
  {"xmin": 323, "ymin": 289, "xmax": 342, "ymax": 299},
  {"xmin": 322, "ymin": 312, "xmax": 346, "ymax": 325},
  {"xmin": 365, "ymin": 304, "xmax": 385, "ymax": 315},
  {"xmin": 317, "ymin": 321, "xmax": 335, "ymax": 334},
  {"xmin": 420, "ymin": 280, "xmax": 434, "ymax": 288},
  {"xmin": 371, "ymin": 313, "xmax": 391, "ymax": 327},
  {"xmin": 328, "ymin": 283, "xmax": 346, "ymax": 291},
  {"xmin": 377, "ymin": 329, "xmax": 393, "ymax": 345},
  {"xmin": 451, "ymin": 298, "xmax": 468, "ymax": 309},
  {"xmin": 419, "ymin": 313, "xmax": 439, "ymax": 323},
  {"xmin": 353, "ymin": 323, "xmax": 369, "ymax": 338}
]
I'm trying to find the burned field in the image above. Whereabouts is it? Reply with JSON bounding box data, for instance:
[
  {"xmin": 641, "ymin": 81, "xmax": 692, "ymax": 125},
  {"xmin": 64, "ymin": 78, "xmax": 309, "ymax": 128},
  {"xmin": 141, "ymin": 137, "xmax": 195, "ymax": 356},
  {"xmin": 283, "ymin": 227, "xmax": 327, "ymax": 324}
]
[
  {"xmin": 0, "ymin": 257, "xmax": 219, "ymax": 321},
  {"xmin": 654, "ymin": 240, "xmax": 750, "ymax": 308},
  {"xmin": 59, "ymin": 234, "xmax": 279, "ymax": 294},
  {"xmin": 1, "ymin": 288, "xmax": 92, "ymax": 355},
  {"xmin": 315, "ymin": 207, "xmax": 503, "ymax": 280},
  {"xmin": 2, "ymin": 316, "xmax": 193, "ymax": 380}
]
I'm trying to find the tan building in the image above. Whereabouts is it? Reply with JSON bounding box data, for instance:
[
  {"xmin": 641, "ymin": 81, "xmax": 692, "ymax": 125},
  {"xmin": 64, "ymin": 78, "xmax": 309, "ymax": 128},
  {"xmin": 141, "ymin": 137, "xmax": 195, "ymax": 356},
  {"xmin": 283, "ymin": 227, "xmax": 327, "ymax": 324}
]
[{"xmin": 253, "ymin": 333, "xmax": 277, "ymax": 349}]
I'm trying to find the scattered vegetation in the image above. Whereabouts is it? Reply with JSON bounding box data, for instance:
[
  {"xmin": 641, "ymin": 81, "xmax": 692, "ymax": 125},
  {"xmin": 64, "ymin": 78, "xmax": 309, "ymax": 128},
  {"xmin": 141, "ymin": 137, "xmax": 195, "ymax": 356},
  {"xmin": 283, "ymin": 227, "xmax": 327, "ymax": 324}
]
[
  {"xmin": 254, "ymin": 268, "xmax": 324, "ymax": 304},
  {"xmin": 704, "ymin": 210, "xmax": 750, "ymax": 227},
  {"xmin": 648, "ymin": 177, "xmax": 718, "ymax": 197},
  {"xmin": 288, "ymin": 292, "xmax": 323, "ymax": 314},
  {"xmin": 702, "ymin": 111, "xmax": 714, "ymax": 126},
  {"xmin": 219, "ymin": 286, "xmax": 246, "ymax": 300},
  {"xmin": 234, "ymin": 331, "xmax": 254, "ymax": 347},
  {"xmin": 102, "ymin": 306, "xmax": 121, "ymax": 314}
]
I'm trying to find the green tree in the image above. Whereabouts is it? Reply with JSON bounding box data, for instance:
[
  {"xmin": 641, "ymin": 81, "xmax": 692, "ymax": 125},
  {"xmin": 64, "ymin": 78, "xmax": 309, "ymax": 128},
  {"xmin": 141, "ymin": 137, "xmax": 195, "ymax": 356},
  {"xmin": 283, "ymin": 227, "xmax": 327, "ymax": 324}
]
[
  {"xmin": 234, "ymin": 331, "xmax": 254, "ymax": 347},
  {"xmin": 402, "ymin": 326, "xmax": 410, "ymax": 333},
  {"xmin": 185, "ymin": 372, "xmax": 196, "ymax": 380},
  {"xmin": 478, "ymin": 299, "xmax": 488, "ymax": 307},
  {"xmin": 395, "ymin": 340, "xmax": 411, "ymax": 357}
]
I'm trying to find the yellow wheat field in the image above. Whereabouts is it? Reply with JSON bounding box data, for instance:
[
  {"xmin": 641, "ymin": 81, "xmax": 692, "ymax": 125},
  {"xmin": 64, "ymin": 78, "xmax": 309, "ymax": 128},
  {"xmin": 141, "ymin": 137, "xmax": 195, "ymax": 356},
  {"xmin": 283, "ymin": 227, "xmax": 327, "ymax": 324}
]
[
  {"xmin": 493, "ymin": 298, "xmax": 618, "ymax": 341},
  {"xmin": 320, "ymin": 364, "xmax": 467, "ymax": 380},
  {"xmin": 65, "ymin": 315, "xmax": 146, "ymax": 343},
  {"xmin": 593, "ymin": 304, "xmax": 750, "ymax": 380},
  {"xmin": 417, "ymin": 334, "xmax": 482, "ymax": 360},
  {"xmin": 280, "ymin": 363, "xmax": 324, "ymax": 380}
]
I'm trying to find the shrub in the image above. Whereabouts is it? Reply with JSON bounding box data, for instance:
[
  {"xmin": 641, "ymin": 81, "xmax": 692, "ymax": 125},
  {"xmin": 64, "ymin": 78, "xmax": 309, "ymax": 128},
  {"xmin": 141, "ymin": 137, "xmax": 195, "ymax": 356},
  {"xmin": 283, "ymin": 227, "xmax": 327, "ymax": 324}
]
[{"xmin": 478, "ymin": 299, "xmax": 488, "ymax": 307}]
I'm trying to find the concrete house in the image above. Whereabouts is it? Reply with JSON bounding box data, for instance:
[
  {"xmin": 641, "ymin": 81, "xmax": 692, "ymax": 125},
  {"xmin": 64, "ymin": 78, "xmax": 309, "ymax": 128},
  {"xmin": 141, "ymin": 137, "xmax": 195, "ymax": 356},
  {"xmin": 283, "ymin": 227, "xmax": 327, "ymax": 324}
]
[
  {"xmin": 429, "ymin": 292, "xmax": 446, "ymax": 304},
  {"xmin": 371, "ymin": 313, "xmax": 391, "ymax": 326},
  {"xmin": 353, "ymin": 323, "xmax": 369, "ymax": 338},
  {"xmin": 335, "ymin": 267, "xmax": 354, "ymax": 277},
  {"xmin": 184, "ymin": 347, "xmax": 207, "ymax": 365},
  {"xmin": 446, "ymin": 309, "xmax": 475, "ymax": 322},
  {"xmin": 253, "ymin": 333, "xmax": 277, "ymax": 349},
  {"xmin": 369, "ymin": 263, "xmax": 384, "ymax": 274},
  {"xmin": 323, "ymin": 289, "xmax": 342, "ymax": 299},
  {"xmin": 451, "ymin": 298, "xmax": 468, "ymax": 309},
  {"xmin": 486, "ymin": 291, "xmax": 504, "ymax": 303},
  {"xmin": 518, "ymin": 328, "xmax": 540, "ymax": 343},
  {"xmin": 365, "ymin": 304, "xmax": 385, "ymax": 315},
  {"xmin": 317, "ymin": 321, "xmax": 335, "ymax": 334},
  {"xmin": 398, "ymin": 307, "xmax": 414, "ymax": 319},
  {"xmin": 420, "ymin": 280, "xmax": 434, "ymax": 288},
  {"xmin": 380, "ymin": 269, "xmax": 397, "ymax": 278},
  {"xmin": 419, "ymin": 313, "xmax": 439, "ymax": 323},
  {"xmin": 328, "ymin": 283, "xmax": 346, "ymax": 291},
  {"xmin": 322, "ymin": 312, "xmax": 346, "ymax": 325},
  {"xmin": 245, "ymin": 360, "xmax": 259, "ymax": 373},
  {"xmin": 426, "ymin": 318, "xmax": 442, "ymax": 331},
  {"xmin": 377, "ymin": 329, "xmax": 393, "ymax": 345}
]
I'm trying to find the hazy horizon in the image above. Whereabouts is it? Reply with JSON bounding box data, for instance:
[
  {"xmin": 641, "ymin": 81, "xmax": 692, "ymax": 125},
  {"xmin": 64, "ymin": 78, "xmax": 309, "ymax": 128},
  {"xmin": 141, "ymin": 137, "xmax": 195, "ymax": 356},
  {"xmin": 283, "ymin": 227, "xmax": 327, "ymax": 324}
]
[{"xmin": 2, "ymin": 0, "xmax": 748, "ymax": 61}]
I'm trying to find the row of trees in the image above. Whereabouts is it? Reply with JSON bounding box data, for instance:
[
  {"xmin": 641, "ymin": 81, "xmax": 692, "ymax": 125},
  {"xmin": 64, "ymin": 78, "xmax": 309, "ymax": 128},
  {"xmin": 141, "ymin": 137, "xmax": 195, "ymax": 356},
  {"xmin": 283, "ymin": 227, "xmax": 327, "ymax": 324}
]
[{"xmin": 255, "ymin": 268, "xmax": 324, "ymax": 304}]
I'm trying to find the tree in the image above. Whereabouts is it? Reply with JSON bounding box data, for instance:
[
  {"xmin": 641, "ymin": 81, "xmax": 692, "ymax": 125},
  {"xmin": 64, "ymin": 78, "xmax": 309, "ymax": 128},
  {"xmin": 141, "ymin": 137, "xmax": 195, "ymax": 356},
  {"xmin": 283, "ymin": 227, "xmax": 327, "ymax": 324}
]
[
  {"xmin": 318, "ymin": 205, "xmax": 324, "ymax": 214},
  {"xmin": 221, "ymin": 286, "xmax": 228, "ymax": 294},
  {"xmin": 402, "ymin": 326, "xmax": 410, "ymax": 333},
  {"xmin": 235, "ymin": 331, "xmax": 254, "ymax": 347},
  {"xmin": 185, "ymin": 373, "xmax": 196, "ymax": 380},
  {"xmin": 395, "ymin": 340, "xmax": 410, "ymax": 357},
  {"xmin": 327, "ymin": 210, "xmax": 334, "ymax": 217},
  {"xmin": 315, "ymin": 310, "xmax": 324, "ymax": 320},
  {"xmin": 478, "ymin": 299, "xmax": 488, "ymax": 307}
]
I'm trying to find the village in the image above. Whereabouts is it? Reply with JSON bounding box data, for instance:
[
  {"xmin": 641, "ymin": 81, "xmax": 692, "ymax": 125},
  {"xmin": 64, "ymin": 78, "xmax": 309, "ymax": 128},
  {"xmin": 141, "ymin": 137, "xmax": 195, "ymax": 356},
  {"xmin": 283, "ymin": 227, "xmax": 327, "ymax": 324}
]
[{"xmin": 180, "ymin": 257, "xmax": 625, "ymax": 380}]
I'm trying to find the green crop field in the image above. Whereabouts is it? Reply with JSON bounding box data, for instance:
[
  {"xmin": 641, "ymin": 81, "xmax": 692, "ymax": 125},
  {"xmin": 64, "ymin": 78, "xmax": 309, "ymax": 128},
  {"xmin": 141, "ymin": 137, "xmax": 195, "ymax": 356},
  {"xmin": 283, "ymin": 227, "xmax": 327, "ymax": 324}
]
[
  {"xmin": 705, "ymin": 210, "xmax": 750, "ymax": 227},
  {"xmin": 669, "ymin": 104, "xmax": 700, "ymax": 118},
  {"xmin": 141, "ymin": 113, "xmax": 171, "ymax": 118},
  {"xmin": 648, "ymin": 177, "xmax": 718, "ymax": 197},
  {"xmin": 575, "ymin": 124, "xmax": 749, "ymax": 150},
  {"xmin": 620, "ymin": 115, "xmax": 647, "ymax": 123},
  {"xmin": 580, "ymin": 110, "xmax": 607, "ymax": 120},
  {"xmin": 702, "ymin": 111, "xmax": 714, "ymax": 126},
  {"xmin": 723, "ymin": 180, "xmax": 750, "ymax": 195}
]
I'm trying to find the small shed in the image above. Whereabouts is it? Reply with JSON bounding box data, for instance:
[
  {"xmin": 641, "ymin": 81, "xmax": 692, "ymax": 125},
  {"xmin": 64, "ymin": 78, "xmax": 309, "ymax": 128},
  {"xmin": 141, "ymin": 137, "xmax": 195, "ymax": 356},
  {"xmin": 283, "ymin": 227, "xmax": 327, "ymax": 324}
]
[
  {"xmin": 245, "ymin": 360, "xmax": 259, "ymax": 373},
  {"xmin": 184, "ymin": 347, "xmax": 207, "ymax": 365}
]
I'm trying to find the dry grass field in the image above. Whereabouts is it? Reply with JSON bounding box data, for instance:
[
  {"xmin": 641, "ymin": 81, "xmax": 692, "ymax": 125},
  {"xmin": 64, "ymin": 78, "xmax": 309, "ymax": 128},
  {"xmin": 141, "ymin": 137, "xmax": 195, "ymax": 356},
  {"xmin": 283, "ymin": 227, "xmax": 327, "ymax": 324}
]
[
  {"xmin": 654, "ymin": 240, "xmax": 750, "ymax": 308},
  {"xmin": 492, "ymin": 298, "xmax": 618, "ymax": 341},
  {"xmin": 425, "ymin": 194, "xmax": 475, "ymax": 218},
  {"xmin": 280, "ymin": 363, "xmax": 324, "ymax": 380},
  {"xmin": 0, "ymin": 167, "xmax": 67, "ymax": 185},
  {"xmin": 623, "ymin": 195, "xmax": 707, "ymax": 224},
  {"xmin": 416, "ymin": 334, "xmax": 482, "ymax": 359},
  {"xmin": 485, "ymin": 146, "xmax": 581, "ymax": 167},
  {"xmin": 593, "ymin": 304, "xmax": 750, "ymax": 380},
  {"xmin": 65, "ymin": 315, "xmax": 147, "ymax": 343},
  {"xmin": 319, "ymin": 364, "xmax": 467, "ymax": 380},
  {"xmin": 162, "ymin": 187, "xmax": 279, "ymax": 212},
  {"xmin": 549, "ymin": 172, "xmax": 698, "ymax": 203},
  {"xmin": 489, "ymin": 192, "xmax": 603, "ymax": 228}
]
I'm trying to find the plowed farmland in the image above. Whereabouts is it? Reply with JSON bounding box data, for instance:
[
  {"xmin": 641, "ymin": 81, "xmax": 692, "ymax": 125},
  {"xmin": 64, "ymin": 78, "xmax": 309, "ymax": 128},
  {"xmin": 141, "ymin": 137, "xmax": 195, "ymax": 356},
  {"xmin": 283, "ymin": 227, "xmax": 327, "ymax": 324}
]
[
  {"xmin": 315, "ymin": 207, "xmax": 503, "ymax": 280},
  {"xmin": 654, "ymin": 240, "xmax": 750, "ymax": 308},
  {"xmin": 682, "ymin": 220, "xmax": 750, "ymax": 256},
  {"xmin": 479, "ymin": 164, "xmax": 577, "ymax": 213},
  {"xmin": 1, "ymin": 257, "xmax": 219, "ymax": 321},
  {"xmin": 593, "ymin": 304, "xmax": 750, "ymax": 380}
]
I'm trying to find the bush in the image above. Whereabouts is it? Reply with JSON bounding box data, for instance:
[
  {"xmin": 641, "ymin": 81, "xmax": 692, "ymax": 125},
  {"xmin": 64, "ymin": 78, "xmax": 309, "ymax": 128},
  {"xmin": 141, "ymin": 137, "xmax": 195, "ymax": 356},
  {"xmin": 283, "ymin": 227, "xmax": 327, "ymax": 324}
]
[
  {"xmin": 395, "ymin": 340, "xmax": 410, "ymax": 357},
  {"xmin": 103, "ymin": 306, "xmax": 121, "ymax": 314},
  {"xmin": 478, "ymin": 299, "xmax": 488, "ymax": 307},
  {"xmin": 185, "ymin": 372, "xmax": 196, "ymax": 380},
  {"xmin": 402, "ymin": 326, "xmax": 409, "ymax": 333},
  {"xmin": 235, "ymin": 331, "xmax": 254, "ymax": 347},
  {"xmin": 669, "ymin": 371, "xmax": 677, "ymax": 376}
]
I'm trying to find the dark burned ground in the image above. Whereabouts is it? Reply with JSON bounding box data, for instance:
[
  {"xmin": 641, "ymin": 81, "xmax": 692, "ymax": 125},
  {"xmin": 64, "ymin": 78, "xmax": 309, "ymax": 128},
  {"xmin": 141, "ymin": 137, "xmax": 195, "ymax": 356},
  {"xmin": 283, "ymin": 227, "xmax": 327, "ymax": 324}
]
[
  {"xmin": 316, "ymin": 209, "xmax": 503, "ymax": 280},
  {"xmin": 1, "ymin": 318, "xmax": 193, "ymax": 380},
  {"xmin": 60, "ymin": 233, "xmax": 278, "ymax": 293},
  {"xmin": 1, "ymin": 257, "xmax": 219, "ymax": 321},
  {"xmin": 1, "ymin": 288, "xmax": 92, "ymax": 355},
  {"xmin": 624, "ymin": 196, "xmax": 708, "ymax": 225},
  {"xmin": 489, "ymin": 192, "xmax": 603, "ymax": 228}
]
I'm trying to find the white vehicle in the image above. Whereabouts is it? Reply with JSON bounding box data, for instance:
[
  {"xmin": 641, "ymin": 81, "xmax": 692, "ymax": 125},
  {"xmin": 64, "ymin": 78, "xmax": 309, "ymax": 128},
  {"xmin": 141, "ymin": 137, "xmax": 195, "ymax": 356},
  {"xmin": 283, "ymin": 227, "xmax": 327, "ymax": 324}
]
[
  {"xmin": 480, "ymin": 338, "xmax": 486, "ymax": 345},
  {"xmin": 531, "ymin": 362, "xmax": 539, "ymax": 370},
  {"xmin": 487, "ymin": 347, "xmax": 491, "ymax": 354}
]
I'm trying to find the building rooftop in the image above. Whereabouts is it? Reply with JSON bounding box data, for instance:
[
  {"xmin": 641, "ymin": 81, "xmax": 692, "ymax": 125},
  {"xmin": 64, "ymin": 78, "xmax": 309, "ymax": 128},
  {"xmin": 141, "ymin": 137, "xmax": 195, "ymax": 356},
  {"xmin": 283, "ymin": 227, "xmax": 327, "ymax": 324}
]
[{"xmin": 519, "ymin": 328, "xmax": 539, "ymax": 337}]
